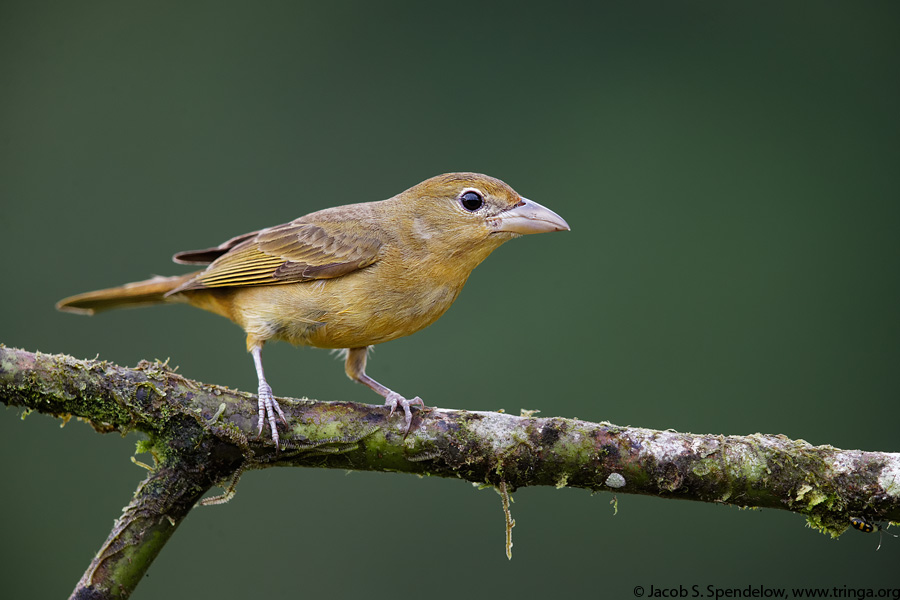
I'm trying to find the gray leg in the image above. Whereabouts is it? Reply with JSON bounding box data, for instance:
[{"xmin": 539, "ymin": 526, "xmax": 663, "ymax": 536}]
[
  {"xmin": 251, "ymin": 344, "xmax": 287, "ymax": 445},
  {"xmin": 344, "ymin": 347, "xmax": 424, "ymax": 434}
]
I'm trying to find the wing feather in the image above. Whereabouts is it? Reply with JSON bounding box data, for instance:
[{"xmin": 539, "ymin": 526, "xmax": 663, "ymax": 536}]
[
  {"xmin": 172, "ymin": 231, "xmax": 261, "ymax": 264},
  {"xmin": 170, "ymin": 219, "xmax": 383, "ymax": 293}
]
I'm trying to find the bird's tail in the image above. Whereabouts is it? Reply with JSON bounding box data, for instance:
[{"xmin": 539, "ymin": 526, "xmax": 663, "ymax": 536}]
[{"xmin": 56, "ymin": 273, "xmax": 199, "ymax": 315}]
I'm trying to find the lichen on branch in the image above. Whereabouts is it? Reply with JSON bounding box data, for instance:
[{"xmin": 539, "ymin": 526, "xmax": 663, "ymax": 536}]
[
  {"xmin": 2, "ymin": 344, "xmax": 899, "ymax": 599},
  {"xmin": 2, "ymin": 345, "xmax": 898, "ymax": 528}
]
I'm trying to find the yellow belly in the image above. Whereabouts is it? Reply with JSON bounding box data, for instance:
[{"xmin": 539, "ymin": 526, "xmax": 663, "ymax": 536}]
[{"xmin": 183, "ymin": 265, "xmax": 465, "ymax": 349}]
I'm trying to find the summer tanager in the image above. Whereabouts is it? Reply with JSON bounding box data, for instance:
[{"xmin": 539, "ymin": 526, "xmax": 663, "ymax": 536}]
[{"xmin": 57, "ymin": 172, "xmax": 569, "ymax": 444}]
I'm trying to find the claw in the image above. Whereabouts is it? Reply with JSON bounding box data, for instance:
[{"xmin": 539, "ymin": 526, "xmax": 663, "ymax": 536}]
[
  {"xmin": 256, "ymin": 381, "xmax": 286, "ymax": 446},
  {"xmin": 250, "ymin": 344, "xmax": 287, "ymax": 447},
  {"xmin": 384, "ymin": 392, "xmax": 425, "ymax": 434},
  {"xmin": 343, "ymin": 347, "xmax": 426, "ymax": 435}
]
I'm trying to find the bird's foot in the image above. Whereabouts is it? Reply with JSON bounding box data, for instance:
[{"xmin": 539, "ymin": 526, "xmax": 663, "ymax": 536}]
[
  {"xmin": 384, "ymin": 392, "xmax": 425, "ymax": 434},
  {"xmin": 257, "ymin": 382, "xmax": 288, "ymax": 446}
]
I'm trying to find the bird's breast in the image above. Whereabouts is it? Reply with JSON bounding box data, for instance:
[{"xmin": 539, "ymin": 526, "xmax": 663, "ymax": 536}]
[{"xmin": 223, "ymin": 261, "xmax": 469, "ymax": 349}]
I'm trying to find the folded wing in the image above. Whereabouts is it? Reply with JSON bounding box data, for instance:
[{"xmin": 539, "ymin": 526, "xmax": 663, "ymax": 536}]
[{"xmin": 170, "ymin": 219, "xmax": 383, "ymax": 293}]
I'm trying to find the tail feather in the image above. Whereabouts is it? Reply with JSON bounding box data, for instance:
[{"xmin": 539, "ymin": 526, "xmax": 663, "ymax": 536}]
[{"xmin": 56, "ymin": 274, "xmax": 198, "ymax": 315}]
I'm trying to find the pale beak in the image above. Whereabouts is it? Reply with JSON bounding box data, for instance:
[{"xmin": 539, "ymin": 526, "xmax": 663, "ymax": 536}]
[{"xmin": 492, "ymin": 198, "xmax": 570, "ymax": 234}]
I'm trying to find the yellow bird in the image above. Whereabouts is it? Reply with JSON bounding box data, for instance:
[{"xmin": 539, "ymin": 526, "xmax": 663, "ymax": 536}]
[{"xmin": 57, "ymin": 173, "xmax": 569, "ymax": 444}]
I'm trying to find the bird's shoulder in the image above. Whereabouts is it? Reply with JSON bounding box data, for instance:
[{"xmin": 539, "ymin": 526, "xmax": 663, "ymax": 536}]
[{"xmin": 171, "ymin": 201, "xmax": 393, "ymax": 292}]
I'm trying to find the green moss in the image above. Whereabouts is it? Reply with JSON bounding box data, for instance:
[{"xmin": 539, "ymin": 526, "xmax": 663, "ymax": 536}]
[
  {"xmin": 692, "ymin": 459, "xmax": 714, "ymax": 477},
  {"xmin": 805, "ymin": 513, "xmax": 845, "ymax": 539},
  {"xmin": 111, "ymin": 523, "xmax": 177, "ymax": 593},
  {"xmin": 802, "ymin": 489, "xmax": 829, "ymax": 510}
]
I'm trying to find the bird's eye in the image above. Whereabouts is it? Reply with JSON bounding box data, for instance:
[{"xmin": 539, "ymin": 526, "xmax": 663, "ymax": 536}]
[{"xmin": 460, "ymin": 191, "xmax": 484, "ymax": 212}]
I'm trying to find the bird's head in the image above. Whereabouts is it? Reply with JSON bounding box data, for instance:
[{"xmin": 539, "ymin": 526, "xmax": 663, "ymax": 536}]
[{"xmin": 394, "ymin": 172, "xmax": 569, "ymax": 264}]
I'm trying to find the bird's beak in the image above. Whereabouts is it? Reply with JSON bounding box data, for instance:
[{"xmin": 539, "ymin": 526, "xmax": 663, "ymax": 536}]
[{"xmin": 492, "ymin": 198, "xmax": 570, "ymax": 235}]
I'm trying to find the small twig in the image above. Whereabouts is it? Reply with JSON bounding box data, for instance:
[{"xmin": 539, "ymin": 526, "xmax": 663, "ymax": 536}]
[{"xmin": 498, "ymin": 481, "xmax": 516, "ymax": 560}]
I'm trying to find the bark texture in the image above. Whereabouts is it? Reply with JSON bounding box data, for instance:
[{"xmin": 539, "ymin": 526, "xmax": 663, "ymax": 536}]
[{"xmin": 1, "ymin": 345, "xmax": 898, "ymax": 599}]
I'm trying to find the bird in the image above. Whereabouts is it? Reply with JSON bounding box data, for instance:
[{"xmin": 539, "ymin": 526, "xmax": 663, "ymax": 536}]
[{"xmin": 56, "ymin": 172, "xmax": 570, "ymax": 445}]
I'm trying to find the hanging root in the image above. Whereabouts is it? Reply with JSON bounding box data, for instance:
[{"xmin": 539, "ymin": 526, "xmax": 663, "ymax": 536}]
[{"xmin": 497, "ymin": 481, "xmax": 516, "ymax": 560}]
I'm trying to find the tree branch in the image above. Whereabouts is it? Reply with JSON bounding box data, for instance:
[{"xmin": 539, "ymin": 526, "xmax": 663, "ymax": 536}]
[{"xmin": 2, "ymin": 345, "xmax": 898, "ymax": 598}]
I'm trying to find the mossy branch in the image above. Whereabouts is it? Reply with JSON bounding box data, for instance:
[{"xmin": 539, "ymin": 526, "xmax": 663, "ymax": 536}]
[{"xmin": 2, "ymin": 345, "xmax": 899, "ymax": 599}]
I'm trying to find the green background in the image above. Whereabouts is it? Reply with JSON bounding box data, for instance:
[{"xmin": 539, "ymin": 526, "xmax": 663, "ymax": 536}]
[{"xmin": 2, "ymin": 2, "xmax": 899, "ymax": 598}]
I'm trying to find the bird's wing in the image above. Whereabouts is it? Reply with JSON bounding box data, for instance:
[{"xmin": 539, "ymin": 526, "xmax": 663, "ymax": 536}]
[
  {"xmin": 172, "ymin": 220, "xmax": 383, "ymax": 291},
  {"xmin": 172, "ymin": 231, "xmax": 261, "ymax": 264}
]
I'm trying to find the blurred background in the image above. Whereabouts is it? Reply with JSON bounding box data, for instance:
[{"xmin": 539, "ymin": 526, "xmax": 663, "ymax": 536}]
[{"xmin": 2, "ymin": 1, "xmax": 899, "ymax": 597}]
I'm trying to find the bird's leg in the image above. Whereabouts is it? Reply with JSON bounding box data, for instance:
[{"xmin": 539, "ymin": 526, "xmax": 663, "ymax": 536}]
[
  {"xmin": 344, "ymin": 346, "xmax": 424, "ymax": 434},
  {"xmin": 250, "ymin": 343, "xmax": 287, "ymax": 445}
]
